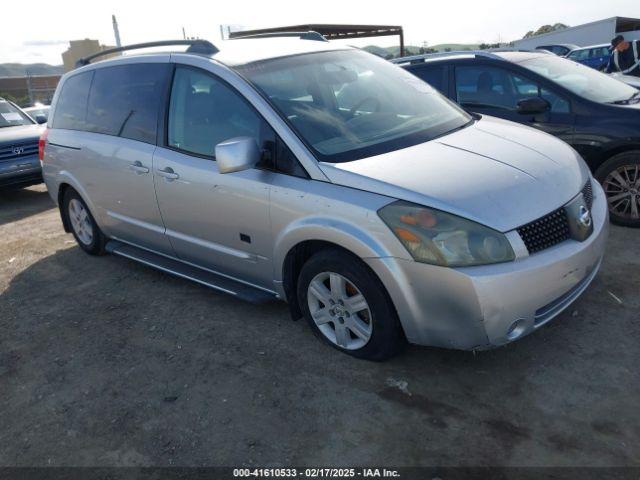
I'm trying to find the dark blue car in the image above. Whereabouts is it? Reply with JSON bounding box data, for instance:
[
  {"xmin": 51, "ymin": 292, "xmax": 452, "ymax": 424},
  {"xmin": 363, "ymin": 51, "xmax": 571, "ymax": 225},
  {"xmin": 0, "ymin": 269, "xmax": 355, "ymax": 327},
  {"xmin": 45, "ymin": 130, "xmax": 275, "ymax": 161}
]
[
  {"xmin": 565, "ymin": 44, "xmax": 611, "ymax": 71},
  {"xmin": 0, "ymin": 97, "xmax": 45, "ymax": 189},
  {"xmin": 397, "ymin": 50, "xmax": 640, "ymax": 227}
]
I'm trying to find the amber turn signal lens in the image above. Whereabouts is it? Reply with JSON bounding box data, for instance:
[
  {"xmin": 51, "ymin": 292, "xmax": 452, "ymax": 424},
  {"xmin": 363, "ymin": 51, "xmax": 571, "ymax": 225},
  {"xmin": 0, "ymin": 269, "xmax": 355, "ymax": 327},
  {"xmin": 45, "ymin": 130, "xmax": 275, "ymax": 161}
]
[
  {"xmin": 400, "ymin": 214, "xmax": 417, "ymax": 225},
  {"xmin": 416, "ymin": 210, "xmax": 437, "ymax": 228},
  {"xmin": 394, "ymin": 227, "xmax": 420, "ymax": 244}
]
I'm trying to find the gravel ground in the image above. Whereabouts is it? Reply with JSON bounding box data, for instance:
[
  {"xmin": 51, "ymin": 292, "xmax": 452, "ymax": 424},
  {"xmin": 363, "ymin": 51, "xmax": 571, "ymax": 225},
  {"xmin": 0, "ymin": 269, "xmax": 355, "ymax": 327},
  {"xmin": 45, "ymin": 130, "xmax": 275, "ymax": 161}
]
[{"xmin": 0, "ymin": 184, "xmax": 638, "ymax": 467}]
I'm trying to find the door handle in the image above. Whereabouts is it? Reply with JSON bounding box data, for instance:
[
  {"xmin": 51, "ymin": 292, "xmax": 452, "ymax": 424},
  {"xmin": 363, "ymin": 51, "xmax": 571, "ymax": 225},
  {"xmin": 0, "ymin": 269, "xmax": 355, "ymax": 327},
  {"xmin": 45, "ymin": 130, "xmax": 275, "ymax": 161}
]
[
  {"xmin": 157, "ymin": 167, "xmax": 180, "ymax": 180},
  {"xmin": 129, "ymin": 161, "xmax": 149, "ymax": 174}
]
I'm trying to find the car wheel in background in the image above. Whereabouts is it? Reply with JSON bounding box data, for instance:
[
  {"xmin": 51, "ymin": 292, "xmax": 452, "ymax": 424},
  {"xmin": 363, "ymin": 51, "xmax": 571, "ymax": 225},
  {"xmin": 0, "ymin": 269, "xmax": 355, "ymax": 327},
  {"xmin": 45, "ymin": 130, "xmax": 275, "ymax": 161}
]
[
  {"xmin": 595, "ymin": 151, "xmax": 640, "ymax": 228},
  {"xmin": 62, "ymin": 188, "xmax": 106, "ymax": 255},
  {"xmin": 297, "ymin": 249, "xmax": 404, "ymax": 361}
]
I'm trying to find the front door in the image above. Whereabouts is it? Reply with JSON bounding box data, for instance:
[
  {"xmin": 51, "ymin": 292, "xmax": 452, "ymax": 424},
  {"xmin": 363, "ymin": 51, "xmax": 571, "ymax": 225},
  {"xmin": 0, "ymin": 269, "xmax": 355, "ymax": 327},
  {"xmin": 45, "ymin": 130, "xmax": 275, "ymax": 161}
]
[
  {"xmin": 454, "ymin": 64, "xmax": 575, "ymax": 144},
  {"xmin": 153, "ymin": 65, "xmax": 275, "ymax": 289}
]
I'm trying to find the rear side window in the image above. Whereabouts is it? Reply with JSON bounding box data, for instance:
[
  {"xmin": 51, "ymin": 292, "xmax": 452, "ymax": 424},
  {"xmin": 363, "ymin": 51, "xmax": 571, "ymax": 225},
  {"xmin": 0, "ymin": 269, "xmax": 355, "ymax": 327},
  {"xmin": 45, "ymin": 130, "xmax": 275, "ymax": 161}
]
[
  {"xmin": 53, "ymin": 72, "xmax": 93, "ymax": 130},
  {"xmin": 410, "ymin": 65, "xmax": 446, "ymax": 94},
  {"xmin": 86, "ymin": 64, "xmax": 169, "ymax": 144}
]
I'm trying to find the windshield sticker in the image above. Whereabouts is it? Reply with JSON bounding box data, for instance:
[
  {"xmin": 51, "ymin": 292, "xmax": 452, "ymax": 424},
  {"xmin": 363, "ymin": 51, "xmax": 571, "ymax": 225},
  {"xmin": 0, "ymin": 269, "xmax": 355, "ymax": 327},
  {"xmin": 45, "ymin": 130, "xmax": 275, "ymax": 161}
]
[{"xmin": 1, "ymin": 112, "xmax": 22, "ymax": 122}]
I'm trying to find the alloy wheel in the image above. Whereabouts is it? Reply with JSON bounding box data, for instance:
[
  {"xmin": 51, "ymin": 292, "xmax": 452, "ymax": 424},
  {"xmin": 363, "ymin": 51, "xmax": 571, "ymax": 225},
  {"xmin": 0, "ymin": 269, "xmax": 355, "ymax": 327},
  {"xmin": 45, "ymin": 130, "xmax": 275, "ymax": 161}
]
[
  {"xmin": 307, "ymin": 272, "xmax": 373, "ymax": 350},
  {"xmin": 68, "ymin": 198, "xmax": 94, "ymax": 246},
  {"xmin": 603, "ymin": 164, "xmax": 640, "ymax": 220}
]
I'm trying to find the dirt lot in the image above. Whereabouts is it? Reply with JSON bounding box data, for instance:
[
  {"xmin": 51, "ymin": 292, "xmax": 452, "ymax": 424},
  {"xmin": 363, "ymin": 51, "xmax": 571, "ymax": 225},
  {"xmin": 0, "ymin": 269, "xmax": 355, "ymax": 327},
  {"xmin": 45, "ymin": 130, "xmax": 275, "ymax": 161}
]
[{"xmin": 0, "ymin": 184, "xmax": 638, "ymax": 467}]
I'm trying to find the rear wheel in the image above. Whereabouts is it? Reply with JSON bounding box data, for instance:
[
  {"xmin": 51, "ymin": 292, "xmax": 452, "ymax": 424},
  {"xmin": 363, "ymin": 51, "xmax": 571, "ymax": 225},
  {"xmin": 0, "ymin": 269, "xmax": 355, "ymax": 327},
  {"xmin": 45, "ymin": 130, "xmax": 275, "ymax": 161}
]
[
  {"xmin": 595, "ymin": 151, "xmax": 640, "ymax": 228},
  {"xmin": 62, "ymin": 189, "xmax": 106, "ymax": 255},
  {"xmin": 297, "ymin": 249, "xmax": 403, "ymax": 361}
]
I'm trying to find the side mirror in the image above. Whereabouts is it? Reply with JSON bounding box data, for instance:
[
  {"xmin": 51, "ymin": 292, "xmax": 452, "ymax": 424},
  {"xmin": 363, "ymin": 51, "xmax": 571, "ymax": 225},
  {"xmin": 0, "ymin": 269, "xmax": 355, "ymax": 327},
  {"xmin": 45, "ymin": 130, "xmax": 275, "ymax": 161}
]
[
  {"xmin": 35, "ymin": 114, "xmax": 47, "ymax": 124},
  {"xmin": 215, "ymin": 137, "xmax": 260, "ymax": 174},
  {"xmin": 517, "ymin": 97, "xmax": 550, "ymax": 115}
]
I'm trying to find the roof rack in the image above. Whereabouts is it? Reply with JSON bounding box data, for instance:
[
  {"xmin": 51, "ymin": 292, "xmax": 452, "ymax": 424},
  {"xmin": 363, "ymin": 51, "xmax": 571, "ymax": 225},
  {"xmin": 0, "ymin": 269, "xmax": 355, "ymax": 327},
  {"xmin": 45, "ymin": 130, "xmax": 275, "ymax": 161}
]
[
  {"xmin": 391, "ymin": 50, "xmax": 505, "ymax": 65},
  {"xmin": 75, "ymin": 39, "xmax": 219, "ymax": 68},
  {"xmin": 230, "ymin": 31, "xmax": 328, "ymax": 42}
]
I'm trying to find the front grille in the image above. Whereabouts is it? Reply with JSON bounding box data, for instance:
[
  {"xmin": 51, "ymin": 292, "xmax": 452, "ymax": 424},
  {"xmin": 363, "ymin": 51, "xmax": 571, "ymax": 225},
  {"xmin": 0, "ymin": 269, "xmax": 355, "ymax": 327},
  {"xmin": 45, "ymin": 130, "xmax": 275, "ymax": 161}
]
[
  {"xmin": 517, "ymin": 180, "xmax": 594, "ymax": 255},
  {"xmin": 582, "ymin": 180, "xmax": 593, "ymax": 209},
  {"xmin": 0, "ymin": 140, "xmax": 39, "ymax": 162},
  {"xmin": 517, "ymin": 208, "xmax": 570, "ymax": 254}
]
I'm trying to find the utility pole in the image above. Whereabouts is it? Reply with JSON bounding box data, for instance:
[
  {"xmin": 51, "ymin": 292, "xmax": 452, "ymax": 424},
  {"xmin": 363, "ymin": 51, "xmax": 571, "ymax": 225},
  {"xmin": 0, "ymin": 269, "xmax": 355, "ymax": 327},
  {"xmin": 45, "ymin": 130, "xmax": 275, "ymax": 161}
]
[
  {"xmin": 112, "ymin": 15, "xmax": 122, "ymax": 47},
  {"xmin": 182, "ymin": 27, "xmax": 187, "ymax": 40},
  {"xmin": 26, "ymin": 69, "xmax": 34, "ymax": 106}
]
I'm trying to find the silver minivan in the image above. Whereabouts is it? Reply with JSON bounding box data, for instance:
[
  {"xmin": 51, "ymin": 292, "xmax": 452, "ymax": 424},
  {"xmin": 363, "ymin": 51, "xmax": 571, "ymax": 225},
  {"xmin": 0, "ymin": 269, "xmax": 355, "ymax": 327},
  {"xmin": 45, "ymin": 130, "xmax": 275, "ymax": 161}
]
[{"xmin": 41, "ymin": 37, "xmax": 608, "ymax": 360}]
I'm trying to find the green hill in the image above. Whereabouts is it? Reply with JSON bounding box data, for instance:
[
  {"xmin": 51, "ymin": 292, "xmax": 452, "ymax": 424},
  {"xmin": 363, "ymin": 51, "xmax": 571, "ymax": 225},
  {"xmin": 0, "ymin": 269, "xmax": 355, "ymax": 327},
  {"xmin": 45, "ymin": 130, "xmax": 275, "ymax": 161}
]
[
  {"xmin": 0, "ymin": 63, "xmax": 63, "ymax": 77},
  {"xmin": 430, "ymin": 43, "xmax": 480, "ymax": 51},
  {"xmin": 364, "ymin": 43, "xmax": 481, "ymax": 59}
]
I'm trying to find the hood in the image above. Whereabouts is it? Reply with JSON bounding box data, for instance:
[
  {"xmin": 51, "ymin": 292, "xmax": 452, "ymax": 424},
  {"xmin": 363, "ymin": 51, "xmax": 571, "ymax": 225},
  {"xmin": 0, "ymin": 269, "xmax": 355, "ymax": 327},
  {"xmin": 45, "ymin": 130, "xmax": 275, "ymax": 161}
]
[
  {"xmin": 0, "ymin": 123, "xmax": 43, "ymax": 145},
  {"xmin": 319, "ymin": 116, "xmax": 589, "ymax": 232}
]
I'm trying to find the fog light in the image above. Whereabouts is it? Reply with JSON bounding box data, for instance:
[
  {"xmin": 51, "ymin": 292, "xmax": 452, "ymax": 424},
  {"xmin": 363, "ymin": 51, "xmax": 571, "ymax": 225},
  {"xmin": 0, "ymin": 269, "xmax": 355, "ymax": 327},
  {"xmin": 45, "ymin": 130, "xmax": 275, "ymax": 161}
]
[{"xmin": 506, "ymin": 318, "xmax": 527, "ymax": 341}]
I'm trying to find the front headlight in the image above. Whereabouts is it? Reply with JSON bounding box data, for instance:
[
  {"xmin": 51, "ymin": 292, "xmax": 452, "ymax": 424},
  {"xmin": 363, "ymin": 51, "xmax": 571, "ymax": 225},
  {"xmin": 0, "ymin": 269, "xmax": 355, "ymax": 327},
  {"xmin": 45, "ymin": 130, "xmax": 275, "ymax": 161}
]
[{"xmin": 378, "ymin": 201, "xmax": 515, "ymax": 267}]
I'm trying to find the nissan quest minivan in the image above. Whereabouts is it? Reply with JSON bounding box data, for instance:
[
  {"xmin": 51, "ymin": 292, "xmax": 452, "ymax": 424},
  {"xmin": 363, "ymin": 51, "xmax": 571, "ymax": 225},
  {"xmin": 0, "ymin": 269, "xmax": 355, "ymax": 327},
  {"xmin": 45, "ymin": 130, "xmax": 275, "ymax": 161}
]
[{"xmin": 41, "ymin": 36, "xmax": 608, "ymax": 360}]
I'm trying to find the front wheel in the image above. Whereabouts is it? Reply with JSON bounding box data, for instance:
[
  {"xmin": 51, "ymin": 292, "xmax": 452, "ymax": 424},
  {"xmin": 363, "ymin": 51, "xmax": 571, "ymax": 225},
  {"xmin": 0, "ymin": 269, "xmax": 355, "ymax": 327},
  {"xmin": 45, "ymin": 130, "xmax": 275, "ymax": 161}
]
[
  {"xmin": 595, "ymin": 151, "xmax": 640, "ymax": 227},
  {"xmin": 297, "ymin": 249, "xmax": 404, "ymax": 361}
]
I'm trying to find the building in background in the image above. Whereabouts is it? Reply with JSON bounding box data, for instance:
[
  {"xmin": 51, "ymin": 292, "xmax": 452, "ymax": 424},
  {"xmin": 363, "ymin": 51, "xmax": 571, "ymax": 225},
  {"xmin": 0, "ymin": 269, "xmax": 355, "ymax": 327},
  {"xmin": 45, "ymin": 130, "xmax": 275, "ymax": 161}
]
[
  {"xmin": 61, "ymin": 39, "xmax": 118, "ymax": 72},
  {"xmin": 513, "ymin": 17, "xmax": 640, "ymax": 50},
  {"xmin": 0, "ymin": 75, "xmax": 60, "ymax": 107}
]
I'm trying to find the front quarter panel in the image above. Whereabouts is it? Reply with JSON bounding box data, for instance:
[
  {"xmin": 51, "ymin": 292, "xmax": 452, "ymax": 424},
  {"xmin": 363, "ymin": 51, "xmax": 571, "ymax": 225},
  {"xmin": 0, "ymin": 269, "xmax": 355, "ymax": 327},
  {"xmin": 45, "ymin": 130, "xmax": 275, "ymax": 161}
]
[{"xmin": 270, "ymin": 174, "xmax": 411, "ymax": 285}]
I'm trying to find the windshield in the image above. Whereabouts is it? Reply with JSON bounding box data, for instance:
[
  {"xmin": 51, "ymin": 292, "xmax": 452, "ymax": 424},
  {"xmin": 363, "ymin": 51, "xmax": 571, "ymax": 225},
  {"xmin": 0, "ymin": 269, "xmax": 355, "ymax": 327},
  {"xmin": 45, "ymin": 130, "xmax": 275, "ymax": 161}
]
[
  {"xmin": 519, "ymin": 55, "xmax": 638, "ymax": 104},
  {"xmin": 0, "ymin": 100, "xmax": 34, "ymax": 128},
  {"xmin": 236, "ymin": 50, "xmax": 472, "ymax": 163}
]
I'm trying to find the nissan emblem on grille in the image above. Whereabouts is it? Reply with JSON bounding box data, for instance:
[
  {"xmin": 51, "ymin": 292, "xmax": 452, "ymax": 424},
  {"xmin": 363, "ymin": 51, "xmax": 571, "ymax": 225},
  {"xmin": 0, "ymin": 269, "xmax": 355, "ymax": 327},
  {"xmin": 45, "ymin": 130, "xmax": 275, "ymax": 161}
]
[{"xmin": 578, "ymin": 206, "xmax": 592, "ymax": 229}]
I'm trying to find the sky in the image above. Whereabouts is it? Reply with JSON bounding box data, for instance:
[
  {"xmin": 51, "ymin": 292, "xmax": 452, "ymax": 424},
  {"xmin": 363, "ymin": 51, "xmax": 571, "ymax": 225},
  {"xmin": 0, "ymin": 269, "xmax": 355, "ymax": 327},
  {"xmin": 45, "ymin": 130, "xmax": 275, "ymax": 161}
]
[{"xmin": 2, "ymin": 0, "xmax": 638, "ymax": 65}]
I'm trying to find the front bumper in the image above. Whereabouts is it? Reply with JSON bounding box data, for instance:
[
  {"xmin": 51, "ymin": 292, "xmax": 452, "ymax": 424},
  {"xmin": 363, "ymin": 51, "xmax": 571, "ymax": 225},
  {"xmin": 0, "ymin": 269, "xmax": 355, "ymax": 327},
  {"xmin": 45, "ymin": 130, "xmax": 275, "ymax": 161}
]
[
  {"xmin": 0, "ymin": 154, "xmax": 42, "ymax": 188},
  {"xmin": 365, "ymin": 181, "xmax": 609, "ymax": 350}
]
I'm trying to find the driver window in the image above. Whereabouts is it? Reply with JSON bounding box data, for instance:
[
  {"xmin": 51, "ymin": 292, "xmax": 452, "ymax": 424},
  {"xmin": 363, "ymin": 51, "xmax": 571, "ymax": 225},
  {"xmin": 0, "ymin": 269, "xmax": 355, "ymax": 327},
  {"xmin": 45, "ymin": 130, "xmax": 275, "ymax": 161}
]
[
  {"xmin": 168, "ymin": 66, "xmax": 262, "ymax": 157},
  {"xmin": 512, "ymin": 74, "xmax": 570, "ymax": 113},
  {"xmin": 167, "ymin": 66, "xmax": 308, "ymax": 177},
  {"xmin": 455, "ymin": 66, "xmax": 569, "ymax": 113}
]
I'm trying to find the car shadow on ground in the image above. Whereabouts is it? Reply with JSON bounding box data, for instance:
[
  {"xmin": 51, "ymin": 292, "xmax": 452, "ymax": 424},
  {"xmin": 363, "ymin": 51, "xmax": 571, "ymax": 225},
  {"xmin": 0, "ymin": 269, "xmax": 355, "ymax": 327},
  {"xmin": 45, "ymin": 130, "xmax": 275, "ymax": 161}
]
[
  {"xmin": 0, "ymin": 238, "xmax": 637, "ymax": 466},
  {"xmin": 0, "ymin": 185, "xmax": 53, "ymax": 226}
]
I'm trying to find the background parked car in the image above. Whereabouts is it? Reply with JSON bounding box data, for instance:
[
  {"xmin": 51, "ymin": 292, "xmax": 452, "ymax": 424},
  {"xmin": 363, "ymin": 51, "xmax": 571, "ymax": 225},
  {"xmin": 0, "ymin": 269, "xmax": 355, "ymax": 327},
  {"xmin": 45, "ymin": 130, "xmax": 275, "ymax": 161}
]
[
  {"xmin": 565, "ymin": 44, "xmax": 611, "ymax": 71},
  {"xmin": 397, "ymin": 51, "xmax": 640, "ymax": 227},
  {"xmin": 0, "ymin": 97, "xmax": 44, "ymax": 189},
  {"xmin": 535, "ymin": 44, "xmax": 579, "ymax": 56},
  {"xmin": 23, "ymin": 104, "xmax": 51, "ymax": 123}
]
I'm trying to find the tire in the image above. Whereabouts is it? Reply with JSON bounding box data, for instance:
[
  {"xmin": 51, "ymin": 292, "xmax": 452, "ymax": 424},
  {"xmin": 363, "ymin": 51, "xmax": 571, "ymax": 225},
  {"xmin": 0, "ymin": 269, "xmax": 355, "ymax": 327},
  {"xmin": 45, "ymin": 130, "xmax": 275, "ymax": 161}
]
[
  {"xmin": 595, "ymin": 151, "xmax": 640, "ymax": 228},
  {"xmin": 297, "ymin": 249, "xmax": 404, "ymax": 361},
  {"xmin": 62, "ymin": 188, "xmax": 106, "ymax": 255}
]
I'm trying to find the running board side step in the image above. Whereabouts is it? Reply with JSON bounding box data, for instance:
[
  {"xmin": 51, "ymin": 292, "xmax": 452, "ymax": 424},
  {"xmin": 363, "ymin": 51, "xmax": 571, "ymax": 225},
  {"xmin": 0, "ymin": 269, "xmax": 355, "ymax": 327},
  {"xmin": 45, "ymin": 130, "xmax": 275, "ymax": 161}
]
[{"xmin": 105, "ymin": 240, "xmax": 277, "ymax": 304}]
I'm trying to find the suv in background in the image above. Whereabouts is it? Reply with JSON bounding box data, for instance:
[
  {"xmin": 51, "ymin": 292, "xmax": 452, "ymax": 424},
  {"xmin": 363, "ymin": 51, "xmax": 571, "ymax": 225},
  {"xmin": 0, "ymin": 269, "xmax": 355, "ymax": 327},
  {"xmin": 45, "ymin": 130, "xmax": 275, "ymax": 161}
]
[
  {"xmin": 0, "ymin": 97, "xmax": 45, "ymax": 189},
  {"xmin": 535, "ymin": 44, "xmax": 578, "ymax": 56},
  {"xmin": 566, "ymin": 44, "xmax": 611, "ymax": 71},
  {"xmin": 398, "ymin": 50, "xmax": 640, "ymax": 227},
  {"xmin": 42, "ymin": 38, "xmax": 607, "ymax": 360},
  {"xmin": 23, "ymin": 104, "xmax": 51, "ymax": 123}
]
